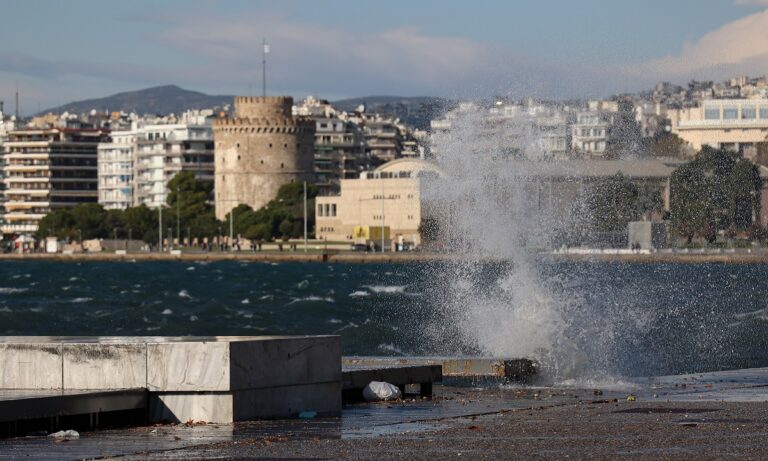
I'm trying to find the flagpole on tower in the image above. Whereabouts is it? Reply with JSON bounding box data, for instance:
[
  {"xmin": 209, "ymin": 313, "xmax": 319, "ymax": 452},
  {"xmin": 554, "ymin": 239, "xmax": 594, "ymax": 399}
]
[{"xmin": 262, "ymin": 38, "xmax": 269, "ymax": 97}]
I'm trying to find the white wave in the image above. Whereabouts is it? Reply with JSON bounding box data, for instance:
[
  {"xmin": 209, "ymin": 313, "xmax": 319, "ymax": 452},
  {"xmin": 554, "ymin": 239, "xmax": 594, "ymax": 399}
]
[
  {"xmin": 0, "ymin": 287, "xmax": 28, "ymax": 294},
  {"xmin": 29, "ymin": 307, "xmax": 44, "ymax": 313},
  {"xmin": 146, "ymin": 326, "xmax": 161, "ymax": 332},
  {"xmin": 333, "ymin": 322, "xmax": 359, "ymax": 333},
  {"xmin": 0, "ymin": 307, "xmax": 11, "ymax": 313},
  {"xmin": 161, "ymin": 308, "xmax": 173, "ymax": 315},
  {"xmin": 364, "ymin": 285, "xmax": 407, "ymax": 294},
  {"xmin": 328, "ymin": 318, "xmax": 342, "ymax": 324},
  {"xmin": 71, "ymin": 297, "xmax": 92, "ymax": 303},
  {"xmin": 186, "ymin": 266, "xmax": 195, "ymax": 271},
  {"xmin": 241, "ymin": 298, "xmax": 250, "ymax": 304},
  {"xmin": 69, "ymin": 277, "xmax": 79, "ymax": 282},
  {"xmin": 259, "ymin": 294, "xmax": 274, "ymax": 300},
  {"xmin": 62, "ymin": 286, "xmax": 72, "ymax": 291},
  {"xmin": 286, "ymin": 296, "xmax": 335, "ymax": 305},
  {"xmin": 189, "ymin": 315, "xmax": 199, "ymax": 322},
  {"xmin": 178, "ymin": 290, "xmax": 196, "ymax": 300},
  {"xmin": 734, "ymin": 307, "xmax": 768, "ymax": 320},
  {"xmin": 297, "ymin": 280, "xmax": 310, "ymax": 289},
  {"xmin": 349, "ymin": 291, "xmax": 370, "ymax": 298},
  {"xmin": 377, "ymin": 343, "xmax": 405, "ymax": 355}
]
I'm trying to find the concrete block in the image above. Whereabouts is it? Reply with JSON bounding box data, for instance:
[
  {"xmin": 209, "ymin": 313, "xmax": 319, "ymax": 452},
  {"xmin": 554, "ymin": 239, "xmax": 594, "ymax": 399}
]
[
  {"xmin": 230, "ymin": 336, "xmax": 341, "ymax": 390},
  {"xmin": 150, "ymin": 392, "xmax": 233, "ymax": 423},
  {"xmin": 0, "ymin": 343, "xmax": 62, "ymax": 389},
  {"xmin": 232, "ymin": 382, "xmax": 342, "ymax": 420},
  {"xmin": 63, "ymin": 343, "xmax": 146, "ymax": 390},
  {"xmin": 147, "ymin": 341, "xmax": 230, "ymax": 392}
]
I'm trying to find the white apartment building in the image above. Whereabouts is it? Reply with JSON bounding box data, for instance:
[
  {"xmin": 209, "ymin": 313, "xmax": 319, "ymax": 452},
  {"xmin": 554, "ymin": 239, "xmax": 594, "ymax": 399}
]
[
  {"xmin": 97, "ymin": 119, "xmax": 214, "ymax": 210},
  {"xmin": 134, "ymin": 123, "xmax": 214, "ymax": 208},
  {"xmin": 97, "ymin": 128, "xmax": 137, "ymax": 210}
]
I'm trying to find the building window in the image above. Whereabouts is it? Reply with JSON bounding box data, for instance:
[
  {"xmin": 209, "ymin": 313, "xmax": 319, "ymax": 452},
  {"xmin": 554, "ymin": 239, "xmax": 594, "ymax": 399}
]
[
  {"xmin": 331, "ymin": 204, "xmax": 336, "ymax": 217},
  {"xmin": 761, "ymin": 107, "xmax": 768, "ymax": 119},
  {"xmin": 723, "ymin": 107, "xmax": 738, "ymax": 120},
  {"xmin": 318, "ymin": 204, "xmax": 324, "ymax": 217},
  {"xmin": 742, "ymin": 106, "xmax": 757, "ymax": 119},
  {"xmin": 705, "ymin": 107, "xmax": 720, "ymax": 120}
]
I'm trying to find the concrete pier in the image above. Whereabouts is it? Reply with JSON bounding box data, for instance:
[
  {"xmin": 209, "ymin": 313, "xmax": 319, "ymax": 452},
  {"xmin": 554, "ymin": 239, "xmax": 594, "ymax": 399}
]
[{"xmin": 0, "ymin": 336, "xmax": 341, "ymax": 425}]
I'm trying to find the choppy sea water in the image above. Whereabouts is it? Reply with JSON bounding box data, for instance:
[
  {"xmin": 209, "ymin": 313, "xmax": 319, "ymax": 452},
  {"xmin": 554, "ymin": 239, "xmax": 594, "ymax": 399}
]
[{"xmin": 0, "ymin": 260, "xmax": 767, "ymax": 378}]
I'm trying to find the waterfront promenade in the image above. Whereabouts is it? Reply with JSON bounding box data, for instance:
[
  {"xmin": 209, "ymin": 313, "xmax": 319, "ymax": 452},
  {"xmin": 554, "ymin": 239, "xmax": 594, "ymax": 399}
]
[
  {"xmin": 4, "ymin": 248, "xmax": 768, "ymax": 264},
  {"xmin": 3, "ymin": 367, "xmax": 768, "ymax": 460}
]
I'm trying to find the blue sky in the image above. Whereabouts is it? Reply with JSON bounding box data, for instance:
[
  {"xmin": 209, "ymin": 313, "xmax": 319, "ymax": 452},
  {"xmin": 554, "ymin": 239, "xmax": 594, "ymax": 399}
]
[{"xmin": 2, "ymin": 0, "xmax": 768, "ymax": 113}]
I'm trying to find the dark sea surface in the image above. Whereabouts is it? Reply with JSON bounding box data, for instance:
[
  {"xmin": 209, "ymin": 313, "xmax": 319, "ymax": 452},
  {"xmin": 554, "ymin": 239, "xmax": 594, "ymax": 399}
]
[{"xmin": 0, "ymin": 259, "xmax": 767, "ymax": 378}]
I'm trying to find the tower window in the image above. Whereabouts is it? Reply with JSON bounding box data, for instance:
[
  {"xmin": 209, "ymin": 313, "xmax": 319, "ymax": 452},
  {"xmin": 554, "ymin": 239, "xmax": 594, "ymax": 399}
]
[{"xmin": 281, "ymin": 163, "xmax": 284, "ymax": 168}]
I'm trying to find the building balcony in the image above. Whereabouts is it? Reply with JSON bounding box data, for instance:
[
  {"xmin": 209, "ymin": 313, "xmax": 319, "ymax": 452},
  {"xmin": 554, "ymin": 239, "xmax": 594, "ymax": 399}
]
[
  {"xmin": 677, "ymin": 119, "xmax": 768, "ymax": 129},
  {"xmin": 5, "ymin": 212, "xmax": 47, "ymax": 220},
  {"xmin": 5, "ymin": 201, "xmax": 51, "ymax": 210},
  {"xmin": 1, "ymin": 224, "xmax": 39, "ymax": 234}
]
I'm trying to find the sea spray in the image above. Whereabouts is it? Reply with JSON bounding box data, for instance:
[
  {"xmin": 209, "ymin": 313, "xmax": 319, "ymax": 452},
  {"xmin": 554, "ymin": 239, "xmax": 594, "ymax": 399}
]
[{"xmin": 424, "ymin": 102, "xmax": 586, "ymax": 381}]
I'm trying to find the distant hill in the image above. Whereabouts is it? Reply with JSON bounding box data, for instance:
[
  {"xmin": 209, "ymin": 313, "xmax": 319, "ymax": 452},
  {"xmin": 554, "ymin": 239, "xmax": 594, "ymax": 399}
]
[
  {"xmin": 42, "ymin": 87, "xmax": 453, "ymax": 130},
  {"xmin": 332, "ymin": 96, "xmax": 455, "ymax": 130},
  {"xmin": 40, "ymin": 85, "xmax": 234, "ymax": 116}
]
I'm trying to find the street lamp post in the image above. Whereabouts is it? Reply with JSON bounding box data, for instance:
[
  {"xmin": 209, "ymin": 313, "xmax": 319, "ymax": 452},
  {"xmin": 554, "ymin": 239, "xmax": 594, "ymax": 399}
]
[
  {"xmin": 176, "ymin": 185, "xmax": 180, "ymax": 248},
  {"xmin": 158, "ymin": 202, "xmax": 163, "ymax": 252}
]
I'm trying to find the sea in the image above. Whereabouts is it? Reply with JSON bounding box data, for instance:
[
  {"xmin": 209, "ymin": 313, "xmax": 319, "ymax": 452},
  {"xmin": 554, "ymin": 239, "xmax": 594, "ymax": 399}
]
[{"xmin": 1, "ymin": 259, "xmax": 767, "ymax": 379}]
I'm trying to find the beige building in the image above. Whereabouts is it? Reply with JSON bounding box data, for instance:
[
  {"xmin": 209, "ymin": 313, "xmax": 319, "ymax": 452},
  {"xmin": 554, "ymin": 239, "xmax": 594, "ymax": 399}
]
[
  {"xmin": 213, "ymin": 96, "xmax": 315, "ymax": 220},
  {"xmin": 315, "ymin": 158, "xmax": 441, "ymax": 247},
  {"xmin": 2, "ymin": 128, "xmax": 107, "ymax": 235},
  {"xmin": 669, "ymin": 99, "xmax": 768, "ymax": 156}
]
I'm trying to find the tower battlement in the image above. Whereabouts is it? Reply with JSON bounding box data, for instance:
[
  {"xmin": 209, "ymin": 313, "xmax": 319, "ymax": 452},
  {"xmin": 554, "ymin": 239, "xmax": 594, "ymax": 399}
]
[{"xmin": 234, "ymin": 96, "xmax": 293, "ymax": 119}]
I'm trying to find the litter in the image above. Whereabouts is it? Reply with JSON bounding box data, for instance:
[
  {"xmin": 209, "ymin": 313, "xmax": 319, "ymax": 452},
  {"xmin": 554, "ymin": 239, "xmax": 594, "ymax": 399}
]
[
  {"xmin": 362, "ymin": 381, "xmax": 402, "ymax": 401},
  {"xmin": 48, "ymin": 430, "xmax": 79, "ymax": 439}
]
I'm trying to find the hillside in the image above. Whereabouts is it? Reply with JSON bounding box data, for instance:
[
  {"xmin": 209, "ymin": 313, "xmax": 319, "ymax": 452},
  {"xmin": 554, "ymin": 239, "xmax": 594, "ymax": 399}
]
[{"xmin": 40, "ymin": 85, "xmax": 234, "ymax": 116}]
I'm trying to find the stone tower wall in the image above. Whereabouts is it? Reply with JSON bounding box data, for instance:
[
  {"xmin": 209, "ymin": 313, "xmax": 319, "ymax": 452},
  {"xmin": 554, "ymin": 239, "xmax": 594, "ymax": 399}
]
[{"xmin": 214, "ymin": 96, "xmax": 315, "ymax": 220}]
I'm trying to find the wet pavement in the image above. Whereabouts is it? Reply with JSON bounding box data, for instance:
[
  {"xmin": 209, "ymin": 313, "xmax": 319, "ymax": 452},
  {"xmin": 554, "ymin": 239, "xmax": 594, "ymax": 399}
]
[{"xmin": 4, "ymin": 367, "xmax": 768, "ymax": 460}]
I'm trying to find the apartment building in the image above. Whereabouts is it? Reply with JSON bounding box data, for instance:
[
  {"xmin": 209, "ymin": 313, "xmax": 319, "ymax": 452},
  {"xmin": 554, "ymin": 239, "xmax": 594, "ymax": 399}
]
[
  {"xmin": 2, "ymin": 128, "xmax": 107, "ymax": 235},
  {"xmin": 133, "ymin": 123, "xmax": 214, "ymax": 208},
  {"xmin": 97, "ymin": 128, "xmax": 137, "ymax": 210},
  {"xmin": 669, "ymin": 98, "xmax": 768, "ymax": 157}
]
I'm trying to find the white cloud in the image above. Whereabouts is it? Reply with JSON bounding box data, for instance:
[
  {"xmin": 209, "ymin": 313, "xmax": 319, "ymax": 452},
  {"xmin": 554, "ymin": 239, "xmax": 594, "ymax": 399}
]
[{"xmin": 627, "ymin": 10, "xmax": 768, "ymax": 79}]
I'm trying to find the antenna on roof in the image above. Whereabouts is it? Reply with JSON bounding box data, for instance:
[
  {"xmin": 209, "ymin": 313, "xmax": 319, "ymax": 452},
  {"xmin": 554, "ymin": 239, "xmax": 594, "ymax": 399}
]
[
  {"xmin": 15, "ymin": 81, "xmax": 19, "ymax": 119},
  {"xmin": 262, "ymin": 38, "xmax": 269, "ymax": 98}
]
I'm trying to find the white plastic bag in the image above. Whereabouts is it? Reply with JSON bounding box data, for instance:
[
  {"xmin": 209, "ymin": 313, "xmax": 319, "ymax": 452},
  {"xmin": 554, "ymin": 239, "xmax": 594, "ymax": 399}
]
[
  {"xmin": 362, "ymin": 381, "xmax": 402, "ymax": 401},
  {"xmin": 48, "ymin": 429, "xmax": 80, "ymax": 439}
]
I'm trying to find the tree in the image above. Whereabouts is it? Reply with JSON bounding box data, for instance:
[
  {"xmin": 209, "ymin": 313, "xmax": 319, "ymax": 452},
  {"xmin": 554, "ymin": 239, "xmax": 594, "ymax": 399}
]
[
  {"xmin": 669, "ymin": 147, "xmax": 762, "ymax": 242},
  {"xmin": 36, "ymin": 209, "xmax": 76, "ymax": 240},
  {"xmin": 584, "ymin": 174, "xmax": 641, "ymax": 233},
  {"xmin": 647, "ymin": 132, "xmax": 687, "ymax": 159},
  {"xmin": 670, "ymin": 163, "xmax": 711, "ymax": 244},
  {"xmin": 167, "ymin": 172, "xmax": 216, "ymax": 239},
  {"xmin": 123, "ymin": 205, "xmax": 158, "ymax": 243},
  {"xmin": 71, "ymin": 203, "xmax": 107, "ymax": 239},
  {"xmin": 278, "ymin": 219, "xmax": 293, "ymax": 241}
]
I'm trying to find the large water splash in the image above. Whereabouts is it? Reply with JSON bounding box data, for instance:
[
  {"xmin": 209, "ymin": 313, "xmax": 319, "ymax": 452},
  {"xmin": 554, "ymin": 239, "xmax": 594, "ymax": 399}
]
[{"xmin": 424, "ymin": 102, "xmax": 614, "ymax": 381}]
